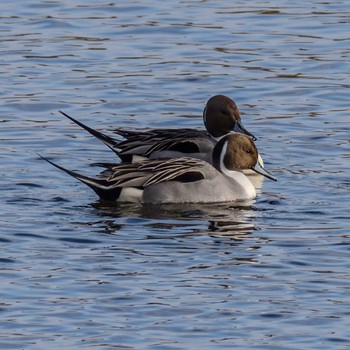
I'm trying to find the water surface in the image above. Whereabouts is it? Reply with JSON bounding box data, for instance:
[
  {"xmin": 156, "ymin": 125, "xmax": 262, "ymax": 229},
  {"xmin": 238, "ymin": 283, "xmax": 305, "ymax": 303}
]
[{"xmin": 1, "ymin": 1, "xmax": 350, "ymax": 349}]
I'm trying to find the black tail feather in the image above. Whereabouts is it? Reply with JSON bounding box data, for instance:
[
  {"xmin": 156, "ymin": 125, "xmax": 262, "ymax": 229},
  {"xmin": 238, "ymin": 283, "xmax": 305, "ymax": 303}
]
[
  {"xmin": 38, "ymin": 154, "xmax": 121, "ymax": 201},
  {"xmin": 59, "ymin": 111, "xmax": 121, "ymax": 156}
]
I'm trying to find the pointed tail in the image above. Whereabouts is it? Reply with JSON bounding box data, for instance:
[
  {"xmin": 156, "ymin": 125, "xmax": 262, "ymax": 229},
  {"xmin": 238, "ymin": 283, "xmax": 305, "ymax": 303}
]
[
  {"xmin": 59, "ymin": 111, "xmax": 122, "ymax": 156},
  {"xmin": 38, "ymin": 154, "xmax": 121, "ymax": 201}
]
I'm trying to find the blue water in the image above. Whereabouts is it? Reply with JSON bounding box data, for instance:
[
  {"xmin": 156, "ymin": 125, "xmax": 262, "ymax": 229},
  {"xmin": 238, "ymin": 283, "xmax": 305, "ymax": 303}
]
[{"xmin": 1, "ymin": 1, "xmax": 350, "ymax": 349}]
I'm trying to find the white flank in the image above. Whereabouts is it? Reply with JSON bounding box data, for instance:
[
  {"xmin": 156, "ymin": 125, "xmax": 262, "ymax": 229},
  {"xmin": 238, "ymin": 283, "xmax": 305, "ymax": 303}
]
[{"xmin": 118, "ymin": 187, "xmax": 143, "ymax": 202}]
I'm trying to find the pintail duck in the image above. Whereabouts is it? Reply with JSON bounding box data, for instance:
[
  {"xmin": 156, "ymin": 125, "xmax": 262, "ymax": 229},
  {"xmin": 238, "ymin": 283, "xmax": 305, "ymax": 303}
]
[
  {"xmin": 59, "ymin": 95, "xmax": 258, "ymax": 165},
  {"xmin": 40, "ymin": 133, "xmax": 276, "ymax": 204}
]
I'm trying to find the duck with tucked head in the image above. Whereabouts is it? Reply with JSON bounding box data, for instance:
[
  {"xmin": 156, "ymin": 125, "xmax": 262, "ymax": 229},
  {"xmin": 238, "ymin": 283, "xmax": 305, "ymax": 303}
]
[
  {"xmin": 40, "ymin": 133, "xmax": 276, "ymax": 204},
  {"xmin": 59, "ymin": 95, "xmax": 257, "ymax": 165}
]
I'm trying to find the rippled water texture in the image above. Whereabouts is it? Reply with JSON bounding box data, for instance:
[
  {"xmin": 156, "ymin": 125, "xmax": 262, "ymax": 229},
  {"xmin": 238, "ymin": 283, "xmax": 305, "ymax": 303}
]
[{"xmin": 1, "ymin": 1, "xmax": 350, "ymax": 349}]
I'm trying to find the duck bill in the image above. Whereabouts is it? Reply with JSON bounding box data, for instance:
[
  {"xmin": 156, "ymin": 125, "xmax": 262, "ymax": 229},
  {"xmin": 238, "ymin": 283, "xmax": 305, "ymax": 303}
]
[
  {"xmin": 233, "ymin": 121, "xmax": 257, "ymax": 141},
  {"xmin": 251, "ymin": 160, "xmax": 277, "ymax": 181}
]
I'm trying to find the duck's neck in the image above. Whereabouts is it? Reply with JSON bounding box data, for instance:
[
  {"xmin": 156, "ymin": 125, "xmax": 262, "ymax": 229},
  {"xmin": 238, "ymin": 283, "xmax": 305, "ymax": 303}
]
[
  {"xmin": 212, "ymin": 138, "xmax": 256, "ymax": 197},
  {"xmin": 212, "ymin": 137, "xmax": 228, "ymax": 171},
  {"xmin": 210, "ymin": 130, "xmax": 236, "ymax": 143},
  {"xmin": 210, "ymin": 134, "xmax": 224, "ymax": 142}
]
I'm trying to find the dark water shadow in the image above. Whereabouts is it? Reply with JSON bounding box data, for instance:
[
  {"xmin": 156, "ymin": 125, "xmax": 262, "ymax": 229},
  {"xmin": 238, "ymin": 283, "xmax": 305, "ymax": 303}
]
[{"xmin": 81, "ymin": 200, "xmax": 259, "ymax": 241}]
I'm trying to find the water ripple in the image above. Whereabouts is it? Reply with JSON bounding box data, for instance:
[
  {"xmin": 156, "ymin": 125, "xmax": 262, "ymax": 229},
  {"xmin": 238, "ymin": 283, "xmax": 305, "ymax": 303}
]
[{"xmin": 1, "ymin": 0, "xmax": 350, "ymax": 349}]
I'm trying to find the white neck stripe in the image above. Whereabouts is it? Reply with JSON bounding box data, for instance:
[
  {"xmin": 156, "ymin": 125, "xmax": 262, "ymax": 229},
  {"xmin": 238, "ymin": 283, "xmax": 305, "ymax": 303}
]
[{"xmin": 219, "ymin": 140, "xmax": 228, "ymax": 173}]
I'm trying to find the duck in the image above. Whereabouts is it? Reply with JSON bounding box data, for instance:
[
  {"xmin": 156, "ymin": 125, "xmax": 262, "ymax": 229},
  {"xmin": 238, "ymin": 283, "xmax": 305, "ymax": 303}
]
[
  {"xmin": 39, "ymin": 133, "xmax": 276, "ymax": 204},
  {"xmin": 59, "ymin": 95, "xmax": 258, "ymax": 166}
]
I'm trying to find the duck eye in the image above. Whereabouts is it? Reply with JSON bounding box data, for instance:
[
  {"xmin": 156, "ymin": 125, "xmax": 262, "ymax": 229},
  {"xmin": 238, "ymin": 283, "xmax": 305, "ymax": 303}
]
[{"xmin": 221, "ymin": 109, "xmax": 229, "ymax": 115}]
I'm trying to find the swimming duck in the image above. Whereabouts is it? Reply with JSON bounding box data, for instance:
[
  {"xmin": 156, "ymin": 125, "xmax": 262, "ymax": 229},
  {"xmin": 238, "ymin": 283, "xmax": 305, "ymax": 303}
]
[
  {"xmin": 59, "ymin": 95, "xmax": 257, "ymax": 165},
  {"xmin": 40, "ymin": 133, "xmax": 276, "ymax": 204}
]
